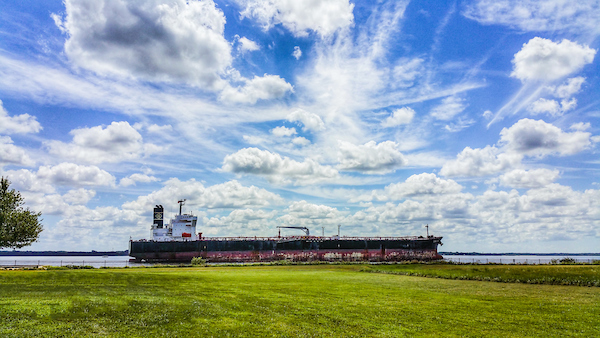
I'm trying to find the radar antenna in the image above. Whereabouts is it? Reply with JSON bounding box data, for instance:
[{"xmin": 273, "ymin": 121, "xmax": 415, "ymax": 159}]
[{"xmin": 178, "ymin": 199, "xmax": 187, "ymax": 215}]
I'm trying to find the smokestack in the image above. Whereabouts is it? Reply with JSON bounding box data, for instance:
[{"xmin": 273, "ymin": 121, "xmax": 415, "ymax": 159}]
[{"xmin": 153, "ymin": 205, "xmax": 164, "ymax": 228}]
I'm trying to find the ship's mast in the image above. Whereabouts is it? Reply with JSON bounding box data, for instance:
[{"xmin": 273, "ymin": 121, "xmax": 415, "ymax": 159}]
[{"xmin": 178, "ymin": 199, "xmax": 186, "ymax": 215}]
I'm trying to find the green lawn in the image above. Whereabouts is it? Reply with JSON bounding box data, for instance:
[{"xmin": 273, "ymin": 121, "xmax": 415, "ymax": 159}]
[
  {"xmin": 1, "ymin": 265, "xmax": 599, "ymax": 337},
  {"xmin": 363, "ymin": 263, "xmax": 600, "ymax": 286}
]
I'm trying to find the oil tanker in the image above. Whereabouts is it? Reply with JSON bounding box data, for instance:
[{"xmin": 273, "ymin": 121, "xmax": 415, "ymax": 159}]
[{"xmin": 129, "ymin": 201, "xmax": 443, "ymax": 263}]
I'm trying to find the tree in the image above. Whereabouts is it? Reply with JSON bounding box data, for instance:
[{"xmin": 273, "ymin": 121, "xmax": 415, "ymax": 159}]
[{"xmin": 0, "ymin": 177, "xmax": 43, "ymax": 249}]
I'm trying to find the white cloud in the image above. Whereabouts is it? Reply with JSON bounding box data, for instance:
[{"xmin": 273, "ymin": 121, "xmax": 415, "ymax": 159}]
[
  {"xmin": 497, "ymin": 168, "xmax": 560, "ymax": 189},
  {"xmin": 430, "ymin": 96, "xmax": 467, "ymax": 121},
  {"xmin": 119, "ymin": 173, "xmax": 159, "ymax": 187},
  {"xmin": 278, "ymin": 200, "xmax": 345, "ymax": 228},
  {"xmin": 511, "ymin": 38, "xmax": 596, "ymax": 82},
  {"xmin": 57, "ymin": 0, "xmax": 232, "ymax": 89},
  {"xmin": 463, "ymin": 0, "xmax": 600, "ymax": 35},
  {"xmin": 205, "ymin": 208, "xmax": 278, "ymax": 233},
  {"xmin": 222, "ymin": 148, "xmax": 338, "ymax": 185},
  {"xmin": 147, "ymin": 124, "xmax": 173, "ymax": 134},
  {"xmin": 337, "ymin": 140, "xmax": 406, "ymax": 174},
  {"xmin": 391, "ymin": 58, "xmax": 423, "ymax": 88},
  {"xmin": 270, "ymin": 126, "xmax": 297, "ymax": 137},
  {"xmin": 554, "ymin": 77, "xmax": 585, "ymax": 98},
  {"xmin": 3, "ymin": 163, "xmax": 115, "ymax": 193},
  {"xmin": 0, "ymin": 100, "xmax": 42, "ymax": 134},
  {"xmin": 123, "ymin": 178, "xmax": 283, "ymax": 213},
  {"xmin": 287, "ymin": 109, "xmax": 325, "ymax": 132},
  {"xmin": 499, "ymin": 118, "xmax": 591, "ymax": 157},
  {"xmin": 37, "ymin": 163, "xmax": 116, "ymax": 187},
  {"xmin": 528, "ymin": 97, "xmax": 577, "ymax": 117},
  {"xmin": 528, "ymin": 98, "xmax": 561, "ymax": 116},
  {"xmin": 62, "ymin": 188, "xmax": 96, "ymax": 205},
  {"xmin": 220, "ymin": 74, "xmax": 293, "ymax": 104},
  {"xmin": 0, "ymin": 136, "xmax": 35, "ymax": 167},
  {"xmin": 570, "ymin": 122, "xmax": 590, "ymax": 131},
  {"xmin": 238, "ymin": 0, "xmax": 354, "ymax": 37},
  {"xmin": 293, "ymin": 46, "xmax": 302, "ymax": 60},
  {"xmin": 45, "ymin": 121, "xmax": 161, "ymax": 164},
  {"xmin": 357, "ymin": 173, "xmax": 463, "ymax": 202},
  {"xmin": 444, "ymin": 118, "xmax": 476, "ymax": 133},
  {"xmin": 440, "ymin": 146, "xmax": 522, "ymax": 177},
  {"xmin": 442, "ymin": 118, "xmax": 592, "ymax": 178},
  {"xmin": 238, "ymin": 36, "xmax": 260, "ymax": 53},
  {"xmin": 292, "ymin": 137, "xmax": 310, "ymax": 146},
  {"xmin": 381, "ymin": 107, "xmax": 415, "ymax": 127}
]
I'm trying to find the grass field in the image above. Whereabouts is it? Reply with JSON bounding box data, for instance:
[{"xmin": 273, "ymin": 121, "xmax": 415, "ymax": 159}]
[
  {"xmin": 363, "ymin": 263, "xmax": 600, "ymax": 286},
  {"xmin": 1, "ymin": 265, "xmax": 599, "ymax": 337}
]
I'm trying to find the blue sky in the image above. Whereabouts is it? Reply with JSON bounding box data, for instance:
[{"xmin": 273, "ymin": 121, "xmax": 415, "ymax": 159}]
[{"xmin": 1, "ymin": 0, "xmax": 599, "ymax": 252}]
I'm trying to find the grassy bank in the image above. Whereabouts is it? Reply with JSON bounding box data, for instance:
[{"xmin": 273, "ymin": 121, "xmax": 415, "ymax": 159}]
[
  {"xmin": 1, "ymin": 265, "xmax": 599, "ymax": 337},
  {"xmin": 362, "ymin": 263, "xmax": 600, "ymax": 286}
]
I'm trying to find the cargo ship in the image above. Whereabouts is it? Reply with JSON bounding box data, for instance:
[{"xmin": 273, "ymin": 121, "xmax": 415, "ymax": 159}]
[{"xmin": 129, "ymin": 201, "xmax": 443, "ymax": 262}]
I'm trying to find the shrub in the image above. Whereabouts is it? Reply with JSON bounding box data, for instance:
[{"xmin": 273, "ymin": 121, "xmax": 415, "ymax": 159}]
[{"xmin": 191, "ymin": 257, "xmax": 207, "ymax": 266}]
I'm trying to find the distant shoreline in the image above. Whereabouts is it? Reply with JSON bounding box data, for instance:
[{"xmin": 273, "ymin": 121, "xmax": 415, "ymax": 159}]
[
  {"xmin": 440, "ymin": 252, "xmax": 600, "ymax": 256},
  {"xmin": 0, "ymin": 251, "xmax": 129, "ymax": 256}
]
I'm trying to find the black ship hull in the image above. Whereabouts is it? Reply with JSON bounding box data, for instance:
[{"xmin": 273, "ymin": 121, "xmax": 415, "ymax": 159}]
[{"xmin": 129, "ymin": 236, "xmax": 443, "ymax": 262}]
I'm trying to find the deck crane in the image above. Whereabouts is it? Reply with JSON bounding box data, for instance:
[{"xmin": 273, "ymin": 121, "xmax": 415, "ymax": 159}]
[{"xmin": 277, "ymin": 226, "xmax": 310, "ymax": 237}]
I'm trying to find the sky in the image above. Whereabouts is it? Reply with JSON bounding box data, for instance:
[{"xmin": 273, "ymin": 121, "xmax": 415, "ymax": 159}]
[{"xmin": 1, "ymin": 0, "xmax": 599, "ymax": 253}]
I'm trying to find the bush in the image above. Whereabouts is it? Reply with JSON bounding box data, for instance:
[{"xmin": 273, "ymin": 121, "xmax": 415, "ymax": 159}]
[
  {"xmin": 191, "ymin": 257, "xmax": 207, "ymax": 266},
  {"xmin": 559, "ymin": 257, "xmax": 577, "ymax": 264}
]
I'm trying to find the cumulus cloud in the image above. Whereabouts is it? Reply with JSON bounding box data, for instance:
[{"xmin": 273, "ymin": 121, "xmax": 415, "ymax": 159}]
[
  {"xmin": 45, "ymin": 121, "xmax": 161, "ymax": 164},
  {"xmin": 0, "ymin": 100, "xmax": 42, "ymax": 134},
  {"xmin": 270, "ymin": 126, "xmax": 297, "ymax": 137},
  {"xmin": 357, "ymin": 173, "xmax": 463, "ymax": 202},
  {"xmin": 499, "ymin": 118, "xmax": 591, "ymax": 157},
  {"xmin": 570, "ymin": 122, "xmax": 590, "ymax": 131},
  {"xmin": 554, "ymin": 77, "xmax": 585, "ymax": 98},
  {"xmin": 463, "ymin": 0, "xmax": 600, "ymax": 35},
  {"xmin": 292, "ymin": 137, "xmax": 310, "ymax": 146},
  {"xmin": 119, "ymin": 173, "xmax": 159, "ymax": 187},
  {"xmin": 278, "ymin": 201, "xmax": 345, "ymax": 229},
  {"xmin": 337, "ymin": 141, "xmax": 406, "ymax": 174},
  {"xmin": 56, "ymin": 0, "xmax": 232, "ymax": 88},
  {"xmin": 292, "ymin": 46, "xmax": 302, "ymax": 60},
  {"xmin": 381, "ymin": 107, "xmax": 415, "ymax": 127},
  {"xmin": 238, "ymin": 36, "xmax": 260, "ymax": 53},
  {"xmin": 222, "ymin": 148, "xmax": 338, "ymax": 185},
  {"xmin": 238, "ymin": 0, "xmax": 354, "ymax": 37},
  {"xmin": 123, "ymin": 178, "xmax": 283, "ymax": 213},
  {"xmin": 3, "ymin": 163, "xmax": 115, "ymax": 193},
  {"xmin": 0, "ymin": 136, "xmax": 35, "ymax": 167},
  {"xmin": 37, "ymin": 163, "xmax": 116, "ymax": 187},
  {"xmin": 430, "ymin": 96, "xmax": 467, "ymax": 121},
  {"xmin": 220, "ymin": 74, "xmax": 293, "ymax": 104},
  {"xmin": 440, "ymin": 146, "xmax": 522, "ymax": 177},
  {"xmin": 205, "ymin": 208, "xmax": 278, "ymax": 233},
  {"xmin": 511, "ymin": 38, "xmax": 596, "ymax": 82},
  {"xmin": 497, "ymin": 168, "xmax": 560, "ymax": 189},
  {"xmin": 287, "ymin": 109, "xmax": 325, "ymax": 132},
  {"xmin": 528, "ymin": 98, "xmax": 561, "ymax": 116},
  {"xmin": 442, "ymin": 118, "xmax": 592, "ymax": 177}
]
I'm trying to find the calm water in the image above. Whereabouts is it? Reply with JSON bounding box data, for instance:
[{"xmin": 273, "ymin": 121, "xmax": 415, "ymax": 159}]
[
  {"xmin": 1, "ymin": 254, "xmax": 598, "ymax": 267},
  {"xmin": 0, "ymin": 256, "xmax": 141, "ymax": 268}
]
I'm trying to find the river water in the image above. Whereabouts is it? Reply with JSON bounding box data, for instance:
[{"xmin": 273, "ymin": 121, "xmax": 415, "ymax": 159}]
[{"xmin": 1, "ymin": 254, "xmax": 598, "ymax": 268}]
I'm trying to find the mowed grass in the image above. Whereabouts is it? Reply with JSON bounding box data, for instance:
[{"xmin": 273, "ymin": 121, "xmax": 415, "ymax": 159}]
[
  {"xmin": 0, "ymin": 265, "xmax": 598, "ymax": 337},
  {"xmin": 363, "ymin": 263, "xmax": 600, "ymax": 286}
]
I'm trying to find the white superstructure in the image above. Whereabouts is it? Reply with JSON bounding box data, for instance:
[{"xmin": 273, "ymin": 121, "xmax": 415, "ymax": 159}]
[{"xmin": 151, "ymin": 200, "xmax": 199, "ymax": 241}]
